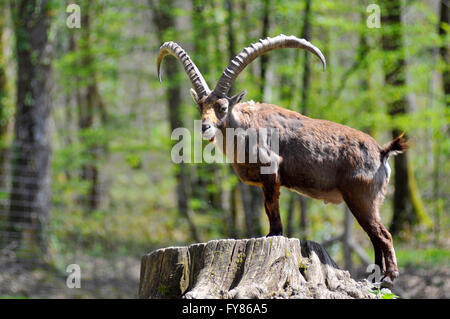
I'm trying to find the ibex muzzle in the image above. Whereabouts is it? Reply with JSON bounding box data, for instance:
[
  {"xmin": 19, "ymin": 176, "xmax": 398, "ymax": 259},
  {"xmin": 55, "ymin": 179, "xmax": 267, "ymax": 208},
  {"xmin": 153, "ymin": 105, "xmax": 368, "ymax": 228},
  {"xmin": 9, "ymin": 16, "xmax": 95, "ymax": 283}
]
[{"xmin": 157, "ymin": 34, "xmax": 407, "ymax": 287}]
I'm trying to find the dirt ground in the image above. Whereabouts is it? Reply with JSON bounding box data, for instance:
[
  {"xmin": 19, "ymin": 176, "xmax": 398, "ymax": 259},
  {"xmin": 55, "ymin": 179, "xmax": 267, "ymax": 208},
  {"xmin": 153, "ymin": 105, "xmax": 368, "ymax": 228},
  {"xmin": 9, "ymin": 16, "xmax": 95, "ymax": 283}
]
[
  {"xmin": 0, "ymin": 255, "xmax": 141, "ymax": 298},
  {"xmin": 0, "ymin": 257, "xmax": 448, "ymax": 299},
  {"xmin": 391, "ymin": 266, "xmax": 450, "ymax": 299}
]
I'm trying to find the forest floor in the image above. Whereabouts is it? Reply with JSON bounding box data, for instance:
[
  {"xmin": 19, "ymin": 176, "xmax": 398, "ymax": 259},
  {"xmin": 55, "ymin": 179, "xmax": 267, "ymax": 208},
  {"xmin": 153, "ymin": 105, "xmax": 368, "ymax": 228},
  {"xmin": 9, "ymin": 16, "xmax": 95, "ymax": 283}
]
[
  {"xmin": 392, "ymin": 265, "xmax": 450, "ymax": 299},
  {"xmin": 0, "ymin": 252, "xmax": 449, "ymax": 299},
  {"xmin": 351, "ymin": 264, "xmax": 450, "ymax": 299},
  {"xmin": 0, "ymin": 255, "xmax": 140, "ymax": 298}
]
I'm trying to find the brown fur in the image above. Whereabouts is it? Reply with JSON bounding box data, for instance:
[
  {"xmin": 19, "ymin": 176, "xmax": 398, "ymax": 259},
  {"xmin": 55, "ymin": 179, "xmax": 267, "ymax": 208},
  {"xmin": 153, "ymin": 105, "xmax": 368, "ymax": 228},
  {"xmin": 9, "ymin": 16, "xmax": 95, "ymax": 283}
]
[{"xmin": 198, "ymin": 98, "xmax": 406, "ymax": 283}]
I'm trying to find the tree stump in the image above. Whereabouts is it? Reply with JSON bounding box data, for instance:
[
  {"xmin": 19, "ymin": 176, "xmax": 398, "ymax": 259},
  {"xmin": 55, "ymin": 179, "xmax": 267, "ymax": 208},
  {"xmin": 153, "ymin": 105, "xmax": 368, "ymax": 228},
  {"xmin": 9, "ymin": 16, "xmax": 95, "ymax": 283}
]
[{"xmin": 139, "ymin": 236, "xmax": 387, "ymax": 299}]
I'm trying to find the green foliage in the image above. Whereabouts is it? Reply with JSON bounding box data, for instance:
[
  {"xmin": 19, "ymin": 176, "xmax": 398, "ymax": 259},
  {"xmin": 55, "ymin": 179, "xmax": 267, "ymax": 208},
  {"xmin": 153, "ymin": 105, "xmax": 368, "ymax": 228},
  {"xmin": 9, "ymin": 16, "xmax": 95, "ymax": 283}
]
[
  {"xmin": 369, "ymin": 287, "xmax": 399, "ymax": 299},
  {"xmin": 396, "ymin": 248, "xmax": 450, "ymax": 269},
  {"xmin": 3, "ymin": 0, "xmax": 442, "ymax": 265}
]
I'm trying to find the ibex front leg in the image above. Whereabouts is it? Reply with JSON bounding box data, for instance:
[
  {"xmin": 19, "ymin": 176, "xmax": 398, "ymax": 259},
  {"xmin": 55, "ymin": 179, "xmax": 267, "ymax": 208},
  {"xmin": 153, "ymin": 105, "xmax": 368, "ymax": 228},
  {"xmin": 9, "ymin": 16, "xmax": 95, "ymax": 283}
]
[{"xmin": 261, "ymin": 174, "xmax": 283, "ymax": 236}]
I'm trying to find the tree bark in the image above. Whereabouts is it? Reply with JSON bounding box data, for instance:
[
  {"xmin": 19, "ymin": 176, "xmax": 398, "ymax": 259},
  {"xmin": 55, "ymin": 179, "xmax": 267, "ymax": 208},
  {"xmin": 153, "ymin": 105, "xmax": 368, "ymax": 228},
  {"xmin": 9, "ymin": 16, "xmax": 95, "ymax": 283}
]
[
  {"xmin": 69, "ymin": 1, "xmax": 107, "ymax": 213},
  {"xmin": 238, "ymin": 183, "xmax": 263, "ymax": 237},
  {"xmin": 381, "ymin": 0, "xmax": 427, "ymax": 237},
  {"xmin": 239, "ymin": 0, "xmax": 257, "ymax": 83},
  {"xmin": 0, "ymin": 3, "xmax": 11, "ymax": 231},
  {"xmin": 299, "ymin": 0, "xmax": 312, "ymax": 115},
  {"xmin": 343, "ymin": 207, "xmax": 353, "ymax": 274},
  {"xmin": 286, "ymin": 193, "xmax": 295, "ymax": 237},
  {"xmin": 8, "ymin": 0, "xmax": 53, "ymax": 258},
  {"xmin": 0, "ymin": 2, "xmax": 9, "ymax": 191},
  {"xmin": 139, "ymin": 236, "xmax": 390, "ymax": 299},
  {"xmin": 149, "ymin": 0, "xmax": 200, "ymax": 242},
  {"xmin": 439, "ymin": 0, "xmax": 449, "ymax": 101},
  {"xmin": 296, "ymin": 0, "xmax": 313, "ymax": 239},
  {"xmin": 258, "ymin": 0, "xmax": 270, "ymax": 100},
  {"xmin": 433, "ymin": 0, "xmax": 449, "ymax": 243}
]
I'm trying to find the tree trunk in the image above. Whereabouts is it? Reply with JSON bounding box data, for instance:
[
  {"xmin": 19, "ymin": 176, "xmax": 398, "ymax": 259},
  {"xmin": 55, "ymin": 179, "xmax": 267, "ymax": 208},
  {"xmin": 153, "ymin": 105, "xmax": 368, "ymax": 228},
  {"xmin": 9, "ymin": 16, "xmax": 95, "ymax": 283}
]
[
  {"xmin": 239, "ymin": 0, "xmax": 257, "ymax": 83},
  {"xmin": 433, "ymin": 0, "xmax": 449, "ymax": 243},
  {"xmin": 167, "ymin": 55, "xmax": 200, "ymax": 242},
  {"xmin": 0, "ymin": 3, "xmax": 11, "ymax": 235},
  {"xmin": 139, "ymin": 236, "xmax": 390, "ymax": 299},
  {"xmin": 286, "ymin": 193, "xmax": 295, "ymax": 237},
  {"xmin": 299, "ymin": 0, "xmax": 312, "ymax": 115},
  {"xmin": 0, "ymin": 2, "xmax": 9, "ymax": 191},
  {"xmin": 239, "ymin": 183, "xmax": 263, "ymax": 237},
  {"xmin": 343, "ymin": 207, "xmax": 353, "ymax": 275},
  {"xmin": 299, "ymin": 196, "xmax": 308, "ymax": 239},
  {"xmin": 229, "ymin": 182, "xmax": 239, "ymax": 238},
  {"xmin": 149, "ymin": 0, "xmax": 200, "ymax": 242},
  {"xmin": 75, "ymin": 2, "xmax": 106, "ymax": 213},
  {"xmin": 296, "ymin": 0, "xmax": 313, "ymax": 239},
  {"xmin": 258, "ymin": 0, "xmax": 270, "ymax": 100},
  {"xmin": 62, "ymin": 31, "xmax": 76, "ymax": 181},
  {"xmin": 8, "ymin": 0, "xmax": 53, "ymax": 259},
  {"xmin": 358, "ymin": 9, "xmax": 373, "ymax": 135},
  {"xmin": 439, "ymin": 0, "xmax": 449, "ymax": 102},
  {"xmin": 381, "ymin": 0, "xmax": 428, "ymax": 237}
]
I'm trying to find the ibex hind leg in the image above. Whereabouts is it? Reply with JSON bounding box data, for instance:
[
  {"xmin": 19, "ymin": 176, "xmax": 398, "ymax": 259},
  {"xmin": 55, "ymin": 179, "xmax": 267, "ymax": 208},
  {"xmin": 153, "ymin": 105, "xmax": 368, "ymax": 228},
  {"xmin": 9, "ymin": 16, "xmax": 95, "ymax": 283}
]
[{"xmin": 342, "ymin": 190, "xmax": 399, "ymax": 287}]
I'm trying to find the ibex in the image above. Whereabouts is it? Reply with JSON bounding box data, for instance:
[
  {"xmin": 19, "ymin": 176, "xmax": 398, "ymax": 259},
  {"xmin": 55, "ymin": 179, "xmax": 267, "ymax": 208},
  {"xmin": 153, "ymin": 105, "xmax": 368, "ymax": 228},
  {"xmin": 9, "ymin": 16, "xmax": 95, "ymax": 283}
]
[{"xmin": 157, "ymin": 34, "xmax": 407, "ymax": 286}]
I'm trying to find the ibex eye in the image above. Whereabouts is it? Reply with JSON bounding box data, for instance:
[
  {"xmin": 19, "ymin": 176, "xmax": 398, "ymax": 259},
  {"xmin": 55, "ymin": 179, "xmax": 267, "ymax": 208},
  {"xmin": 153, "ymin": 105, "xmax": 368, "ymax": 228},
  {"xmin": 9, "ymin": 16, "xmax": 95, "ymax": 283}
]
[{"xmin": 220, "ymin": 105, "xmax": 228, "ymax": 113}]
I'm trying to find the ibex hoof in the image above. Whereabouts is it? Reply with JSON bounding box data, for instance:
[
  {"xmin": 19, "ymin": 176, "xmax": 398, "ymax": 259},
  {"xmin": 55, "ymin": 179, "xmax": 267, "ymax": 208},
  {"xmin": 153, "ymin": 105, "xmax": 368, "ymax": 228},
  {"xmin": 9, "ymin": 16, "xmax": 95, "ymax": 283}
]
[
  {"xmin": 266, "ymin": 231, "xmax": 283, "ymax": 237},
  {"xmin": 380, "ymin": 277, "xmax": 393, "ymax": 289},
  {"xmin": 380, "ymin": 271, "xmax": 399, "ymax": 288}
]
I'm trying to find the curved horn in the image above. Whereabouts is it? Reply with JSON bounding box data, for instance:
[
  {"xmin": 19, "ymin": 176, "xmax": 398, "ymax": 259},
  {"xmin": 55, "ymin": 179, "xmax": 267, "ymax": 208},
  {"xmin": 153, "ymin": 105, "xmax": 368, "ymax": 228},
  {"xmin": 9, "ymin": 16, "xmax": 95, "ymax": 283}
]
[
  {"xmin": 213, "ymin": 34, "xmax": 326, "ymax": 98},
  {"xmin": 157, "ymin": 41, "xmax": 210, "ymax": 98}
]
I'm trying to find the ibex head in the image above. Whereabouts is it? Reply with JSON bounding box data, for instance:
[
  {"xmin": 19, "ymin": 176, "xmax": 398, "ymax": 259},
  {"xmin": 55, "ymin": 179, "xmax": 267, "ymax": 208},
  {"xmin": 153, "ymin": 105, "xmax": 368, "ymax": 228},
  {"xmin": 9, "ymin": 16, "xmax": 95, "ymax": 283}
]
[
  {"xmin": 188, "ymin": 88, "xmax": 247, "ymax": 140},
  {"xmin": 157, "ymin": 34, "xmax": 326, "ymax": 140}
]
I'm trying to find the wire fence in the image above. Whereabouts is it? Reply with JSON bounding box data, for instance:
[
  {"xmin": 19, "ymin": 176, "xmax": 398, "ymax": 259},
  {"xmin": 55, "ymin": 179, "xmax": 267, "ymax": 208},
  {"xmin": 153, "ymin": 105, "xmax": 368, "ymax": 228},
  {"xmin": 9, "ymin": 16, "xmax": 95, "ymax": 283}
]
[
  {"xmin": 0, "ymin": 145, "xmax": 143, "ymax": 298},
  {"xmin": 0, "ymin": 143, "xmax": 361, "ymax": 298},
  {"xmin": 0, "ymin": 141, "xmax": 447, "ymax": 299}
]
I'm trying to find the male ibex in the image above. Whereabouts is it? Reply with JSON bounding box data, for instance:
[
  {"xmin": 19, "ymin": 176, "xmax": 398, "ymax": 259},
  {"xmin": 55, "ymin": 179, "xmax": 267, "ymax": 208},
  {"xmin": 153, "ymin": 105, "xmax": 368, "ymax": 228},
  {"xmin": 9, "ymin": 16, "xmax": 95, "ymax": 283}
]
[{"xmin": 157, "ymin": 34, "xmax": 407, "ymax": 286}]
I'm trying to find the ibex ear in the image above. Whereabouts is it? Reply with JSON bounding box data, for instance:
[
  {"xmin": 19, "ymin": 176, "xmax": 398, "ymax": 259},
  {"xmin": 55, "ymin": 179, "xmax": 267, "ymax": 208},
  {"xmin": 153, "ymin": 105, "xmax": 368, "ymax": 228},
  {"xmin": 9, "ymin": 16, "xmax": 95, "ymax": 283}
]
[
  {"xmin": 190, "ymin": 88, "xmax": 199, "ymax": 104},
  {"xmin": 230, "ymin": 90, "xmax": 247, "ymax": 105}
]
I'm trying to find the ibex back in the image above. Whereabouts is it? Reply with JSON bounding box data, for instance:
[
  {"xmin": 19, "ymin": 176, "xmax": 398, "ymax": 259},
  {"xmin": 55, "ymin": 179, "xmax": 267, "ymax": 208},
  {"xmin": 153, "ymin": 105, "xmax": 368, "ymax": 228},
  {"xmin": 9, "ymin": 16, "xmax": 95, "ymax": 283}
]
[{"xmin": 157, "ymin": 34, "xmax": 407, "ymax": 287}]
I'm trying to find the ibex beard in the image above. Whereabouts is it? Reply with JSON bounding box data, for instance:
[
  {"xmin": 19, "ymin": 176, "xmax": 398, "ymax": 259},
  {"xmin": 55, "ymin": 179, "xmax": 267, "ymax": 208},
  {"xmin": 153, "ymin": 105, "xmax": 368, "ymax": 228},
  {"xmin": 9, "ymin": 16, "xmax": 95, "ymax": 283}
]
[{"xmin": 158, "ymin": 34, "xmax": 408, "ymax": 287}]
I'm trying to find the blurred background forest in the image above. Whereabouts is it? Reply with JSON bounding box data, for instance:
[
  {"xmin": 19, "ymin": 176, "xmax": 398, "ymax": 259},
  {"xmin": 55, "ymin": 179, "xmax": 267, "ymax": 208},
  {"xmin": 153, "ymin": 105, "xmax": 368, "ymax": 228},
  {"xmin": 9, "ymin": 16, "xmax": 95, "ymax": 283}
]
[{"xmin": 0, "ymin": 0, "xmax": 448, "ymax": 298}]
